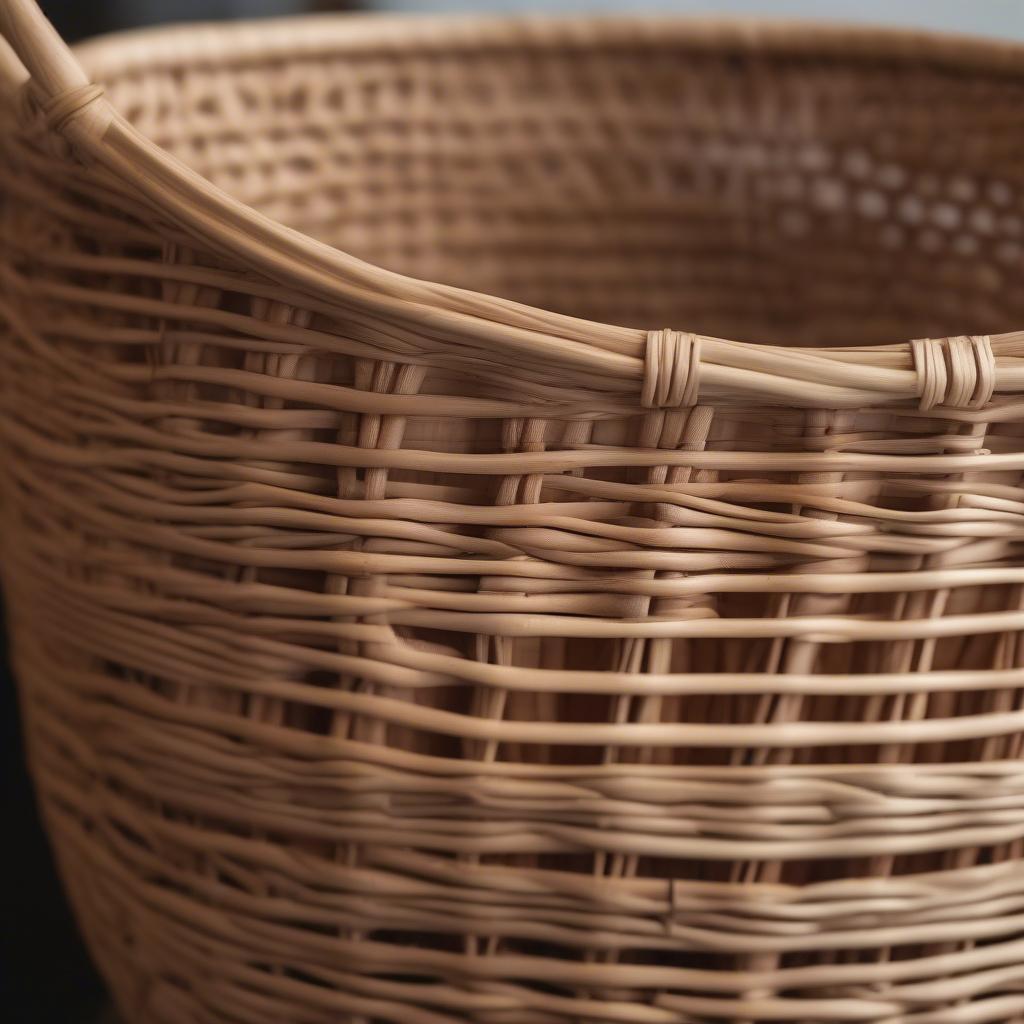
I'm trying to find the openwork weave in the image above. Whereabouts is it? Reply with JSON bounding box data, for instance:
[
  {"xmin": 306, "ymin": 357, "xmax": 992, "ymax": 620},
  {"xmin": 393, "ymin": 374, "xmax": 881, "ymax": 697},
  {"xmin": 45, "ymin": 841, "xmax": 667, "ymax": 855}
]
[{"xmin": 5, "ymin": 7, "xmax": 1024, "ymax": 1022}]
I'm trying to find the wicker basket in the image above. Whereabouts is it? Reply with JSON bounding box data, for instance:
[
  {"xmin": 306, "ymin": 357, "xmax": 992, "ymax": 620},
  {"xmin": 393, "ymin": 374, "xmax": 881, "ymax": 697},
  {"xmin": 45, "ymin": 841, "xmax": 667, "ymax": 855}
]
[{"xmin": 4, "ymin": 1, "xmax": 1024, "ymax": 1021}]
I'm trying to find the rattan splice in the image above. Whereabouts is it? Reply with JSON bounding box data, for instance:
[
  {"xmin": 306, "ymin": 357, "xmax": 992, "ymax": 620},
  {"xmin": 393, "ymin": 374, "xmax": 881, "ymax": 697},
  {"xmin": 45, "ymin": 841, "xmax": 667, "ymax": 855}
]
[{"xmin": 4, "ymin": 2, "xmax": 1024, "ymax": 1021}]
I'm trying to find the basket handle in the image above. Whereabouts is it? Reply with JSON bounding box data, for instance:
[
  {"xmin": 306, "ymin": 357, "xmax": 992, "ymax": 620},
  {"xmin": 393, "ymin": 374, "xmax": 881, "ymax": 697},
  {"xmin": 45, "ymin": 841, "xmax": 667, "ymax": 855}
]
[
  {"xmin": 0, "ymin": 0, "xmax": 115, "ymax": 141},
  {"xmin": 0, "ymin": 0, "xmax": 91, "ymax": 93},
  {"xmin": 0, "ymin": 0, "xmax": 114, "ymax": 142}
]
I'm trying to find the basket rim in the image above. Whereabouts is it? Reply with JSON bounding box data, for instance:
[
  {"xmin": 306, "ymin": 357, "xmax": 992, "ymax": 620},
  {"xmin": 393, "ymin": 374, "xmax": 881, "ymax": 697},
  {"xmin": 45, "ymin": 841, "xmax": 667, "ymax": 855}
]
[
  {"xmin": 23, "ymin": 14, "xmax": 1024, "ymax": 407},
  {"xmin": 71, "ymin": 12, "xmax": 1024, "ymax": 78}
]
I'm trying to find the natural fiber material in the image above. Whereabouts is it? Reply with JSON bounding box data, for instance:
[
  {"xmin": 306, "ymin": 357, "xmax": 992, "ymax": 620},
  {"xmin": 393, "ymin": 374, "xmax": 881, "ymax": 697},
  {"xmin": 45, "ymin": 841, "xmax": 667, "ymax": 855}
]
[{"xmin": 3, "ymin": 4, "xmax": 1024, "ymax": 1021}]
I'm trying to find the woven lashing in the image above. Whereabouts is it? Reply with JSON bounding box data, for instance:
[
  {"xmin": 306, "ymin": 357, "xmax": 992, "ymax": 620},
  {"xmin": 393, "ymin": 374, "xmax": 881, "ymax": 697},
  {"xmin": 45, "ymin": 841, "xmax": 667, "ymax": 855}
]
[
  {"xmin": 5, "ymin": 11, "xmax": 1024, "ymax": 1024},
  {"xmin": 40, "ymin": 81, "xmax": 105, "ymax": 131},
  {"xmin": 911, "ymin": 334, "xmax": 996, "ymax": 411},
  {"xmin": 643, "ymin": 330, "xmax": 702, "ymax": 408}
]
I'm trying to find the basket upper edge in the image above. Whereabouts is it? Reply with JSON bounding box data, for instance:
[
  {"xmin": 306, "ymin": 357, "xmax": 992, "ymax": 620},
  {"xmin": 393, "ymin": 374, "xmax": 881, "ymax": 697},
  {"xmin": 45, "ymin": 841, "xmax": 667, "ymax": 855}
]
[
  {"xmin": 71, "ymin": 13, "xmax": 1024, "ymax": 81},
  {"xmin": 12, "ymin": 14, "xmax": 1024, "ymax": 410}
]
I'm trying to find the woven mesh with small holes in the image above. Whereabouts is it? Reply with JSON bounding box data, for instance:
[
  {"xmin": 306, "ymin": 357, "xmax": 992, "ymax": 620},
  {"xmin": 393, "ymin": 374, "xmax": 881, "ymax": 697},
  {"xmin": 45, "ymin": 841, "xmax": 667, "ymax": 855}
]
[{"xmin": 4, "ymin": 4, "xmax": 1024, "ymax": 1022}]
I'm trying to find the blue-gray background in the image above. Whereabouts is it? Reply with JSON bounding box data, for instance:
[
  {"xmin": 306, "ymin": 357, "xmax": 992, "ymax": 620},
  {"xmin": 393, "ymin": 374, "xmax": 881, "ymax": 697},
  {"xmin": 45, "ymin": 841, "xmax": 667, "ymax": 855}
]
[{"xmin": 5, "ymin": 1, "xmax": 1022, "ymax": 1021}]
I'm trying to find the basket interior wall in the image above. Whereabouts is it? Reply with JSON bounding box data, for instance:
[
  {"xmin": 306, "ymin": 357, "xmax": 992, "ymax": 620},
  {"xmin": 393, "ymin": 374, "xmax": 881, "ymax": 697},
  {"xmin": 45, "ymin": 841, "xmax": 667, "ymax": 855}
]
[{"xmin": 96, "ymin": 35, "xmax": 1024, "ymax": 344}]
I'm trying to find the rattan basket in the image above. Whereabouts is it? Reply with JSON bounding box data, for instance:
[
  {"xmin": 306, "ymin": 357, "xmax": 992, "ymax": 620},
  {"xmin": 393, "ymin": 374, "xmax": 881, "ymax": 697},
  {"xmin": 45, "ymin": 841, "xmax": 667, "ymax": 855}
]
[{"xmin": 4, "ymin": 2, "xmax": 1024, "ymax": 1021}]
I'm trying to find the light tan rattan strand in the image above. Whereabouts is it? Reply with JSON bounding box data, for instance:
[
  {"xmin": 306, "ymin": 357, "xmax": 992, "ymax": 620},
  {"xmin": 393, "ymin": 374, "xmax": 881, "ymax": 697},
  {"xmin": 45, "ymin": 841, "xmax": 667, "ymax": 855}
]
[{"xmin": 6, "ymin": 0, "xmax": 1024, "ymax": 1021}]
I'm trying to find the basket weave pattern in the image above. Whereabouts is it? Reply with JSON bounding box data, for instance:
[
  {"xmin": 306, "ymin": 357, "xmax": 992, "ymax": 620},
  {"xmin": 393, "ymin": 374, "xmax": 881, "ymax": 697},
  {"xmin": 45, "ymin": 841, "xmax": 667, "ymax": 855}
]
[{"xmin": 4, "ymin": 11, "xmax": 1024, "ymax": 1023}]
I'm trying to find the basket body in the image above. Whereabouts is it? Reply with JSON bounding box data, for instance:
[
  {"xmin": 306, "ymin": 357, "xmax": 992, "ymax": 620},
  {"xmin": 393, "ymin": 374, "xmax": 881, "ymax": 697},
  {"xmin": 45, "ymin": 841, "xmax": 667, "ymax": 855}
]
[{"xmin": 4, "ymin": 14, "xmax": 1024, "ymax": 1024}]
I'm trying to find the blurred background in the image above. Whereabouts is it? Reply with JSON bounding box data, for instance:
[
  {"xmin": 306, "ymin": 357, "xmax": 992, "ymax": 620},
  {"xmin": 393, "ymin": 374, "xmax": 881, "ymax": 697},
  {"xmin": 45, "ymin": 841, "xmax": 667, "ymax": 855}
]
[
  {"xmin": 4, "ymin": 0, "xmax": 1024, "ymax": 1022},
  {"xmin": 37, "ymin": 0, "xmax": 1024, "ymax": 42}
]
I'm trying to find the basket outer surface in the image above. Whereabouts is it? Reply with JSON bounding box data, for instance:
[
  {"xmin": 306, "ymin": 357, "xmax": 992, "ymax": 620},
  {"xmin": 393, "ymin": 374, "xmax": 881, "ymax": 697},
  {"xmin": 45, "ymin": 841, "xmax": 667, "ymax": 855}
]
[{"xmin": 5, "ymin": 6, "xmax": 1024, "ymax": 1023}]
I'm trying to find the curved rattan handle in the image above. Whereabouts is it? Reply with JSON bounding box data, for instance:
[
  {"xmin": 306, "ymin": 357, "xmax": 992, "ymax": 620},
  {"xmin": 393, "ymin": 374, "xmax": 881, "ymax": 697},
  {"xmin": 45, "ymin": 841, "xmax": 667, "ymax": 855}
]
[
  {"xmin": 0, "ymin": 0, "xmax": 90, "ymax": 96},
  {"xmin": 0, "ymin": 0, "xmax": 117, "ymax": 144},
  {"xmin": 0, "ymin": 0, "xmax": 113, "ymax": 138}
]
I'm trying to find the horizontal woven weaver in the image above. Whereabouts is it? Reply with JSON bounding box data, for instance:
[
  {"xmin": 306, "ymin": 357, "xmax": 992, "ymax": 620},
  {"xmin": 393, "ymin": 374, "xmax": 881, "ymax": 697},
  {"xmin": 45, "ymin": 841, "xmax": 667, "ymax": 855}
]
[{"xmin": 4, "ymin": 6, "xmax": 1024, "ymax": 1023}]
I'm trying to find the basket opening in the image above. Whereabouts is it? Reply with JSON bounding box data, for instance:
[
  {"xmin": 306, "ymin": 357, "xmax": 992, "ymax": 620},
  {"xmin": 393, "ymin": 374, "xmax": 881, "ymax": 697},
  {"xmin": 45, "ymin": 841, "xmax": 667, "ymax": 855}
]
[{"xmin": 93, "ymin": 31, "xmax": 1024, "ymax": 346}]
